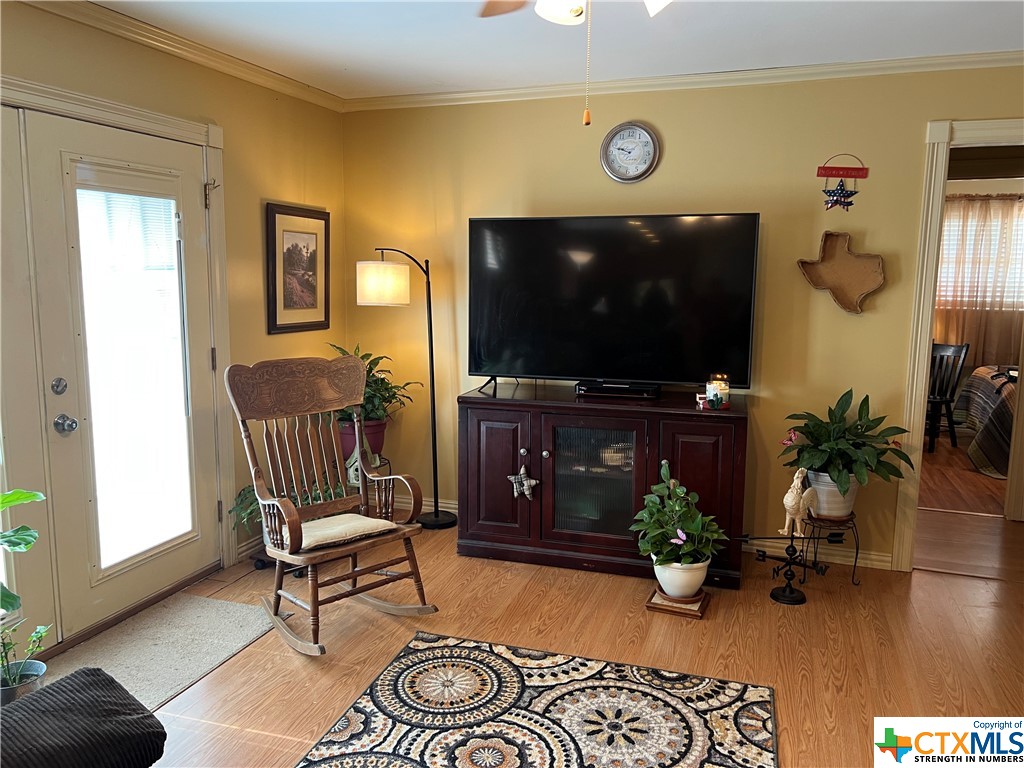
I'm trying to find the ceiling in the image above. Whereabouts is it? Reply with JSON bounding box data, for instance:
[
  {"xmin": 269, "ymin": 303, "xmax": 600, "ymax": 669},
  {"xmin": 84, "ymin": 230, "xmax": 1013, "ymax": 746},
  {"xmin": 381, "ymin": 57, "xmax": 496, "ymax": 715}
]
[{"xmin": 93, "ymin": 1, "xmax": 1024, "ymax": 103}]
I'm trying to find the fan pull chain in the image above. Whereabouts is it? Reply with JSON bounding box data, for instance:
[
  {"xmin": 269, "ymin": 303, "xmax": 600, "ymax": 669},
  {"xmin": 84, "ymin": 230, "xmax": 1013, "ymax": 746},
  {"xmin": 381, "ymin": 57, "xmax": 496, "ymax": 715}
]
[{"xmin": 582, "ymin": 0, "xmax": 592, "ymax": 125}]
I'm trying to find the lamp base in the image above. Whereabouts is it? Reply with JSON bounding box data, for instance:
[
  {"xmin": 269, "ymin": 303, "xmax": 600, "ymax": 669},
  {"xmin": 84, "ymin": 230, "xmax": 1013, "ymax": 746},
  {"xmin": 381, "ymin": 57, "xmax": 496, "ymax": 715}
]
[{"xmin": 417, "ymin": 510, "xmax": 458, "ymax": 530}]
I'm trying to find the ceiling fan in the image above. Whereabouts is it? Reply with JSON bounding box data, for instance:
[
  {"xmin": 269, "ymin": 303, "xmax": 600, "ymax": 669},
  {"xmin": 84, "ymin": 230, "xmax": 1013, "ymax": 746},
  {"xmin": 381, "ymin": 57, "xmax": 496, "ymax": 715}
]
[
  {"xmin": 480, "ymin": 0, "xmax": 672, "ymax": 24},
  {"xmin": 479, "ymin": 0, "xmax": 674, "ymax": 125}
]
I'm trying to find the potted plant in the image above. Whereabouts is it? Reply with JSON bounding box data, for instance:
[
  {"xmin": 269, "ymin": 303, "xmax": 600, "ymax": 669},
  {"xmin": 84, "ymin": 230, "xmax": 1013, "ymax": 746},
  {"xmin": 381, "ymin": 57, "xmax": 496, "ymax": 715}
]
[
  {"xmin": 630, "ymin": 460, "xmax": 728, "ymax": 599},
  {"xmin": 328, "ymin": 343, "xmax": 420, "ymax": 457},
  {"xmin": 779, "ymin": 388, "xmax": 915, "ymax": 518},
  {"xmin": 1, "ymin": 489, "xmax": 51, "ymax": 705}
]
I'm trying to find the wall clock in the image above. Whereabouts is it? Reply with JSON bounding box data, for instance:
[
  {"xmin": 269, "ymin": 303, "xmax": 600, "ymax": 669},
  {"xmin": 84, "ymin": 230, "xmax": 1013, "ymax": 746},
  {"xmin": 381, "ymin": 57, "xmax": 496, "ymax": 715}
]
[{"xmin": 600, "ymin": 121, "xmax": 660, "ymax": 183}]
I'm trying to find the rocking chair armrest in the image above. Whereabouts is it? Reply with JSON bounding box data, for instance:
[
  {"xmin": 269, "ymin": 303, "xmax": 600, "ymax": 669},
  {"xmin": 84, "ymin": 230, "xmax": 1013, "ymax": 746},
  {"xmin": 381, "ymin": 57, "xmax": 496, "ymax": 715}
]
[
  {"xmin": 251, "ymin": 467, "xmax": 303, "ymax": 553},
  {"xmin": 364, "ymin": 469, "xmax": 424, "ymax": 525}
]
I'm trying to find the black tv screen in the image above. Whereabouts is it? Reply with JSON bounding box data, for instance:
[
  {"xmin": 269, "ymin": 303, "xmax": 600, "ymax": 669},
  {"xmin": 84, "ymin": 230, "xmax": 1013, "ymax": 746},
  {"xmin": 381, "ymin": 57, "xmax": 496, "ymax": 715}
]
[{"xmin": 468, "ymin": 213, "xmax": 759, "ymax": 388}]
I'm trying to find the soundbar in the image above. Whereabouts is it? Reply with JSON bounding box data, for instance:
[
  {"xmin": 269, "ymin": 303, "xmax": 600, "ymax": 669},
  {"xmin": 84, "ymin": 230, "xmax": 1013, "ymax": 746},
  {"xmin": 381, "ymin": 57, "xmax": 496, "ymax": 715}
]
[{"xmin": 575, "ymin": 380, "xmax": 662, "ymax": 399}]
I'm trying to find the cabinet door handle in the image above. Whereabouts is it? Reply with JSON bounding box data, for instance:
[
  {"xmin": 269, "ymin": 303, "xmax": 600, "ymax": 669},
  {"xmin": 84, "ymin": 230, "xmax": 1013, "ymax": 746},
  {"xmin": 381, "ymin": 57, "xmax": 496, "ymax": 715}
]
[
  {"xmin": 542, "ymin": 450, "xmax": 551, "ymax": 459},
  {"xmin": 520, "ymin": 447, "xmax": 528, "ymax": 456}
]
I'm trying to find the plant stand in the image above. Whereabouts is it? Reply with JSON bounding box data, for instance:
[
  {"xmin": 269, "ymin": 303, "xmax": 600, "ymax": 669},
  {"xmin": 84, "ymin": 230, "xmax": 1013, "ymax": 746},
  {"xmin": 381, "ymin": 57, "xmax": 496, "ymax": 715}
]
[
  {"xmin": 800, "ymin": 512, "xmax": 861, "ymax": 586},
  {"xmin": 644, "ymin": 586, "xmax": 709, "ymax": 619}
]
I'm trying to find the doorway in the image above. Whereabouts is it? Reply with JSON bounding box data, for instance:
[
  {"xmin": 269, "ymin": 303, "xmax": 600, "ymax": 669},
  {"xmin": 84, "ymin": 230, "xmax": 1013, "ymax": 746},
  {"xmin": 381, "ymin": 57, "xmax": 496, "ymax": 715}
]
[
  {"xmin": 893, "ymin": 119, "xmax": 1024, "ymax": 575},
  {"xmin": 1, "ymin": 89, "xmax": 233, "ymax": 645}
]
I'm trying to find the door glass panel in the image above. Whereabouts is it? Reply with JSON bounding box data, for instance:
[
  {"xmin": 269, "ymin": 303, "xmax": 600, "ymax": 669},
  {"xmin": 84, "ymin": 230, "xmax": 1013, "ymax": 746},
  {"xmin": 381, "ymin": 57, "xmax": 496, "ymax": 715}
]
[
  {"xmin": 75, "ymin": 189, "xmax": 192, "ymax": 568},
  {"xmin": 552, "ymin": 426, "xmax": 635, "ymax": 535}
]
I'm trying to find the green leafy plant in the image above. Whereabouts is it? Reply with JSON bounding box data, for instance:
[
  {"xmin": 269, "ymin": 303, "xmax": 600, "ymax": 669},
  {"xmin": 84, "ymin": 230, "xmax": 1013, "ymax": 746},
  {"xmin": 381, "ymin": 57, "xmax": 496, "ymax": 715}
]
[
  {"xmin": 1, "ymin": 620, "xmax": 49, "ymax": 687},
  {"xmin": 228, "ymin": 478, "xmax": 349, "ymax": 532},
  {"xmin": 1, "ymin": 489, "xmax": 51, "ymax": 686},
  {"xmin": 328, "ymin": 343, "xmax": 420, "ymax": 423},
  {"xmin": 630, "ymin": 461, "xmax": 728, "ymax": 565},
  {"xmin": 779, "ymin": 388, "xmax": 914, "ymax": 496},
  {"xmin": 1, "ymin": 489, "xmax": 44, "ymax": 613},
  {"xmin": 227, "ymin": 484, "xmax": 262, "ymax": 533}
]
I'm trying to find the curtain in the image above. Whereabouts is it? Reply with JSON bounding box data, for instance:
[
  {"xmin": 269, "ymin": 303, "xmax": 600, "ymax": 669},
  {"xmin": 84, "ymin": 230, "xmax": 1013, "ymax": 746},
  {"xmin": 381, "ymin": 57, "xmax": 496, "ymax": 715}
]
[{"xmin": 933, "ymin": 194, "xmax": 1024, "ymax": 370}]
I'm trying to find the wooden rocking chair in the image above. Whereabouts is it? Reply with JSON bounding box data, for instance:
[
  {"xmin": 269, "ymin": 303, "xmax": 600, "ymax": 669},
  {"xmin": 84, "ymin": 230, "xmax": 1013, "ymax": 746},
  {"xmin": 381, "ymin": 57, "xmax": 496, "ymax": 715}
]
[{"xmin": 224, "ymin": 356, "xmax": 437, "ymax": 656}]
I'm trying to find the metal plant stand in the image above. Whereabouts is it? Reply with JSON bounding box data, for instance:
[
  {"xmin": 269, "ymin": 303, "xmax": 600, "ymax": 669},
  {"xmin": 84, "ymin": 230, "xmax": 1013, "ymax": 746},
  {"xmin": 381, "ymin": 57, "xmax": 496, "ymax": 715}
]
[{"xmin": 800, "ymin": 513, "xmax": 861, "ymax": 586}]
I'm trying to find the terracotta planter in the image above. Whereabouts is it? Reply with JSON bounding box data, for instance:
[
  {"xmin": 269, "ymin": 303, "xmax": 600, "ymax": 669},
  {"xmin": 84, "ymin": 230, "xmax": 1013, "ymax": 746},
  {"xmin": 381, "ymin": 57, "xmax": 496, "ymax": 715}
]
[
  {"xmin": 0, "ymin": 660, "xmax": 46, "ymax": 706},
  {"xmin": 652, "ymin": 557, "xmax": 710, "ymax": 598},
  {"xmin": 337, "ymin": 419, "xmax": 387, "ymax": 458},
  {"xmin": 806, "ymin": 471, "xmax": 859, "ymax": 519}
]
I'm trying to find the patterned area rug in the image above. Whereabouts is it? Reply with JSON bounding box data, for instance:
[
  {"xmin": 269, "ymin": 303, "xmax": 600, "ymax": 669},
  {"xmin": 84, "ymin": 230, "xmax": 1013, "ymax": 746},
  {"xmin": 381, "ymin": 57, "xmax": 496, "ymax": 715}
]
[{"xmin": 297, "ymin": 632, "xmax": 777, "ymax": 767}]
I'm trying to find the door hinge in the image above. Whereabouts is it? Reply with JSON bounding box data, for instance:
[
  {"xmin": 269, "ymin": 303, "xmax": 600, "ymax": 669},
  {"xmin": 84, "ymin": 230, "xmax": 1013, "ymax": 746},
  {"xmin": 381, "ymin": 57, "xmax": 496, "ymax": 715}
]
[
  {"xmin": 217, "ymin": 499, "xmax": 224, "ymax": 522},
  {"xmin": 211, "ymin": 347, "xmax": 217, "ymax": 371},
  {"xmin": 204, "ymin": 179, "xmax": 221, "ymax": 210}
]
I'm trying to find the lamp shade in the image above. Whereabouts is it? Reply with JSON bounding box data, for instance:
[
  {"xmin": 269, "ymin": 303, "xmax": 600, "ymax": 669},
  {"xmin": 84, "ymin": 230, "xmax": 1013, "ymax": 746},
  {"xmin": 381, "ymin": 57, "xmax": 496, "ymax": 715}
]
[{"xmin": 356, "ymin": 261, "xmax": 410, "ymax": 306}]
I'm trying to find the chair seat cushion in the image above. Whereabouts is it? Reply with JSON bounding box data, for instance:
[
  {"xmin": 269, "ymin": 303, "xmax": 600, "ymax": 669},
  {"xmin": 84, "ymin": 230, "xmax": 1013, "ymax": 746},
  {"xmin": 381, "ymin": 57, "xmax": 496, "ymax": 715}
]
[{"xmin": 297, "ymin": 513, "xmax": 398, "ymax": 550}]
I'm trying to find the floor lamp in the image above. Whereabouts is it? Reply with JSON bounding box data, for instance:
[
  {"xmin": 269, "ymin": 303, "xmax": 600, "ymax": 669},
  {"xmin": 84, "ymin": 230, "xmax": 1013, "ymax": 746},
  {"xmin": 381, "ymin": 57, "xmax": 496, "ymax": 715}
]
[{"xmin": 355, "ymin": 248, "xmax": 458, "ymax": 530}]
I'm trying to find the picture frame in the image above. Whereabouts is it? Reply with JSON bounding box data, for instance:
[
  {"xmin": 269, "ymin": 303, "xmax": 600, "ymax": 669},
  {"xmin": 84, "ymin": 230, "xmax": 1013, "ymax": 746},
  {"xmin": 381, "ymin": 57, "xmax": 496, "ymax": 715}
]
[{"xmin": 265, "ymin": 203, "xmax": 330, "ymax": 334}]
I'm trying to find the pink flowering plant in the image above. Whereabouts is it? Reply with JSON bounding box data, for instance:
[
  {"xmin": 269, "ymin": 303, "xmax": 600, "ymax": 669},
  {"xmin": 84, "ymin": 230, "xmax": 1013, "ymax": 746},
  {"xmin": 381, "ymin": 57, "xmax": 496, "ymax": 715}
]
[
  {"xmin": 630, "ymin": 460, "xmax": 728, "ymax": 565},
  {"xmin": 780, "ymin": 388, "xmax": 914, "ymax": 496}
]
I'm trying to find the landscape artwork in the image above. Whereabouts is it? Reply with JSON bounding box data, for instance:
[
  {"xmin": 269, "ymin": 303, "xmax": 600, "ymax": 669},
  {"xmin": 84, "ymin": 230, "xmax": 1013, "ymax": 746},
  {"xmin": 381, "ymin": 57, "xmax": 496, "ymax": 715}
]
[
  {"xmin": 265, "ymin": 203, "xmax": 330, "ymax": 334},
  {"xmin": 281, "ymin": 230, "xmax": 318, "ymax": 309}
]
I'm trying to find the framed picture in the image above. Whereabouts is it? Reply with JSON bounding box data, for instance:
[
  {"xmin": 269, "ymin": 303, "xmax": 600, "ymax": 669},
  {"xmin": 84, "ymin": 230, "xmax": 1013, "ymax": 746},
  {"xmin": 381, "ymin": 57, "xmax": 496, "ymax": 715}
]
[{"xmin": 265, "ymin": 203, "xmax": 330, "ymax": 334}]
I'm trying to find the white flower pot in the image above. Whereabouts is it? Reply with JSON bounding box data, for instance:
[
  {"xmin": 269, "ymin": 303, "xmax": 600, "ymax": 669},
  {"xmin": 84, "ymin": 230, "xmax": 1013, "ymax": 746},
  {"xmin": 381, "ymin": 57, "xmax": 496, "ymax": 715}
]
[
  {"xmin": 806, "ymin": 471, "xmax": 859, "ymax": 518},
  {"xmin": 652, "ymin": 557, "xmax": 710, "ymax": 598}
]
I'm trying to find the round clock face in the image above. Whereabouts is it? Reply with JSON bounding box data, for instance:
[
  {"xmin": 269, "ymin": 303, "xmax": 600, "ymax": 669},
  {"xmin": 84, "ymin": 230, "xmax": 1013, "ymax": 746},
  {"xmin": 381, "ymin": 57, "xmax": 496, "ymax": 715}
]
[{"xmin": 600, "ymin": 121, "xmax": 660, "ymax": 183}]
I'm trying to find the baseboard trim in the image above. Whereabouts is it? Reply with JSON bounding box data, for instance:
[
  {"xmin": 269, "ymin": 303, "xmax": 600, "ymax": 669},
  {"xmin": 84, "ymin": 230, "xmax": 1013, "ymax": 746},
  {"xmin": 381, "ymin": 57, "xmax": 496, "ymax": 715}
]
[{"xmin": 742, "ymin": 540, "xmax": 892, "ymax": 571}]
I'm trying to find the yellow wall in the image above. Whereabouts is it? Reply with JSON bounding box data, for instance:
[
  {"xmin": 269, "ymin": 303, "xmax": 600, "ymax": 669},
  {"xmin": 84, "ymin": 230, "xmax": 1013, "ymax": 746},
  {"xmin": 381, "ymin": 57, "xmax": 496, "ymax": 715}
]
[
  {"xmin": 341, "ymin": 69, "xmax": 1023, "ymax": 559},
  {"xmin": 4, "ymin": 2, "xmax": 1023, "ymax": 561}
]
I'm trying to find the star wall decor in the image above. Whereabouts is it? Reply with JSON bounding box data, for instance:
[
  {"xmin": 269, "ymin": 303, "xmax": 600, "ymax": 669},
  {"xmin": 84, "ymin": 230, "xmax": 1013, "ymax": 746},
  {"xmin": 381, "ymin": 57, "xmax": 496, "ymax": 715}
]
[
  {"xmin": 798, "ymin": 231, "xmax": 885, "ymax": 314},
  {"xmin": 822, "ymin": 178, "xmax": 858, "ymax": 211},
  {"xmin": 507, "ymin": 465, "xmax": 539, "ymax": 500}
]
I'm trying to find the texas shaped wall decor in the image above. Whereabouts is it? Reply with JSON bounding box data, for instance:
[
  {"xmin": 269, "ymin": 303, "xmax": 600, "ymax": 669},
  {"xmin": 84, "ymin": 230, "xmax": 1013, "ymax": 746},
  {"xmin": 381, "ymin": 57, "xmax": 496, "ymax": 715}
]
[{"xmin": 798, "ymin": 231, "xmax": 885, "ymax": 314}]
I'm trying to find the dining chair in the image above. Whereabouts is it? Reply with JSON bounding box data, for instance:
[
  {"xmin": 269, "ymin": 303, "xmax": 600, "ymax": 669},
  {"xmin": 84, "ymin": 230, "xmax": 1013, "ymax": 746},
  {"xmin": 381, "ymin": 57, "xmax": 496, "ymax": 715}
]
[
  {"xmin": 224, "ymin": 356, "xmax": 437, "ymax": 656},
  {"xmin": 926, "ymin": 342, "xmax": 969, "ymax": 452}
]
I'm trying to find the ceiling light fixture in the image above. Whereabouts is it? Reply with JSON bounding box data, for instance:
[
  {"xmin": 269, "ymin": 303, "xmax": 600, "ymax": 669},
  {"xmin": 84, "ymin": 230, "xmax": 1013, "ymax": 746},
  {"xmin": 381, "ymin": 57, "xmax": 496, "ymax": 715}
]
[
  {"xmin": 642, "ymin": 0, "xmax": 672, "ymax": 17},
  {"xmin": 534, "ymin": 0, "xmax": 585, "ymax": 25}
]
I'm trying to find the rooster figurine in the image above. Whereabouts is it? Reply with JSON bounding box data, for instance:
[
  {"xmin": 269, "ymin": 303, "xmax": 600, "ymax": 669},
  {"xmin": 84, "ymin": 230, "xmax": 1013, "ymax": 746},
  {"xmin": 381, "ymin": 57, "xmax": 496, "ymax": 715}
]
[{"xmin": 779, "ymin": 468, "xmax": 817, "ymax": 537}]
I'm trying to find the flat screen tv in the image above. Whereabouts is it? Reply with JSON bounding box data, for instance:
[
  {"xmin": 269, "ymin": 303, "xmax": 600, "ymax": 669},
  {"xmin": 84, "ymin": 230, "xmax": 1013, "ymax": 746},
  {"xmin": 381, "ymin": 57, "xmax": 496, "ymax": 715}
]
[{"xmin": 468, "ymin": 213, "xmax": 759, "ymax": 388}]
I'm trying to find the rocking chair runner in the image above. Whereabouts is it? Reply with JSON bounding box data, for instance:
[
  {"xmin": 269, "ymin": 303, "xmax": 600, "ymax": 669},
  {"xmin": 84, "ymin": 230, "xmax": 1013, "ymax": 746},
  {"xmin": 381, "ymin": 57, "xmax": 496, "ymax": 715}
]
[{"xmin": 224, "ymin": 356, "xmax": 437, "ymax": 656}]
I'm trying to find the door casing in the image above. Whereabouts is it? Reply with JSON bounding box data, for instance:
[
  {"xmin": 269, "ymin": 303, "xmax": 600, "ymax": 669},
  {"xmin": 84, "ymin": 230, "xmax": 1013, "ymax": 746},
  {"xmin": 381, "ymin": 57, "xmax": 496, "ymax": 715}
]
[
  {"xmin": 0, "ymin": 76, "xmax": 236, "ymax": 641},
  {"xmin": 892, "ymin": 118, "xmax": 1024, "ymax": 571}
]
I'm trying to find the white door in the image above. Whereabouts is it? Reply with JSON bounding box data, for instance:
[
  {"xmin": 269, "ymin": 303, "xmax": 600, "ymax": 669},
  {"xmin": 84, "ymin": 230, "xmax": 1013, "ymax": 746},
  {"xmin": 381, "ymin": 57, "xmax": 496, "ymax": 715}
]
[{"xmin": 21, "ymin": 111, "xmax": 220, "ymax": 637}]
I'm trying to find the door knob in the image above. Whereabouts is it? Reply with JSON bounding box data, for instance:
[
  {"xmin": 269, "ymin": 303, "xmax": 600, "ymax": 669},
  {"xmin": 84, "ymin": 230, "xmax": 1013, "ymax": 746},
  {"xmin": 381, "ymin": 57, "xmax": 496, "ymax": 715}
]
[
  {"xmin": 53, "ymin": 413, "xmax": 79, "ymax": 434},
  {"xmin": 542, "ymin": 450, "xmax": 551, "ymax": 459},
  {"xmin": 520, "ymin": 448, "xmax": 528, "ymax": 456}
]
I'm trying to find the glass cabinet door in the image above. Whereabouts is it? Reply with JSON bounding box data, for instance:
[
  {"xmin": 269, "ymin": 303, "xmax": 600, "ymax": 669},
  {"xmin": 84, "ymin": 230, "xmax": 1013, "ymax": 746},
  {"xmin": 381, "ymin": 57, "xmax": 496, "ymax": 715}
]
[{"xmin": 540, "ymin": 415, "xmax": 647, "ymax": 550}]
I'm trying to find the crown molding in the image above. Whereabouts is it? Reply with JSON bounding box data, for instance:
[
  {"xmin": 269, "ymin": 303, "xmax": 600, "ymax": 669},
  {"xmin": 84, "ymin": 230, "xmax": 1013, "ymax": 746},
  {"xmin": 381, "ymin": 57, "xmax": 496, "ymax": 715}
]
[
  {"xmin": 26, "ymin": 1, "xmax": 349, "ymax": 114},
  {"xmin": 342, "ymin": 51, "xmax": 1024, "ymax": 113},
  {"xmin": 25, "ymin": 2, "xmax": 1022, "ymax": 116}
]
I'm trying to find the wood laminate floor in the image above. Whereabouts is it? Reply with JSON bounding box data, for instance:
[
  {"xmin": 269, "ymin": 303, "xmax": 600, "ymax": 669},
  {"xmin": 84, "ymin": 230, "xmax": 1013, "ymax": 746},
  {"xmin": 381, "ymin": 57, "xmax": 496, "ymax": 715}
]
[
  {"xmin": 914, "ymin": 434, "xmax": 1020, "ymax": 581},
  {"xmin": 155, "ymin": 528, "xmax": 1023, "ymax": 768},
  {"xmin": 917, "ymin": 433, "xmax": 1005, "ymax": 516}
]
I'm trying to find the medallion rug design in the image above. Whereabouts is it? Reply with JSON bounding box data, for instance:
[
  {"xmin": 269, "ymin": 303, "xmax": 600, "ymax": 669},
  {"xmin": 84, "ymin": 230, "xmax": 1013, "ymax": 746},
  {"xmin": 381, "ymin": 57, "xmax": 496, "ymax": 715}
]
[{"xmin": 297, "ymin": 632, "xmax": 777, "ymax": 767}]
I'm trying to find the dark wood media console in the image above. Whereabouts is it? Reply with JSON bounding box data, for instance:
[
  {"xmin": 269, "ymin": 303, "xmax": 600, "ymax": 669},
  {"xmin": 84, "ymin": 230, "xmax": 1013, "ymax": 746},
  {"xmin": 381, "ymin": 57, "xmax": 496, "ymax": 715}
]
[{"xmin": 457, "ymin": 384, "xmax": 748, "ymax": 588}]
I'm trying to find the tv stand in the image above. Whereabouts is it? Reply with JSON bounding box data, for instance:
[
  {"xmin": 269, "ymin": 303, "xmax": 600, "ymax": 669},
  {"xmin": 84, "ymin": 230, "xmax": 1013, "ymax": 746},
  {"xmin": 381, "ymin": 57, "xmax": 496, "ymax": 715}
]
[
  {"xmin": 575, "ymin": 380, "xmax": 661, "ymax": 399},
  {"xmin": 457, "ymin": 384, "xmax": 748, "ymax": 588}
]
